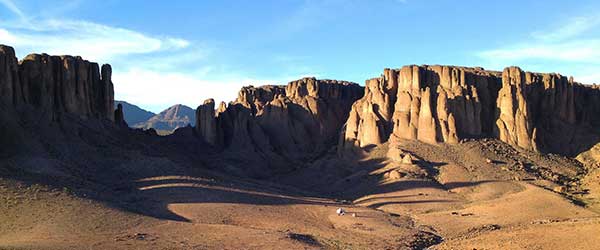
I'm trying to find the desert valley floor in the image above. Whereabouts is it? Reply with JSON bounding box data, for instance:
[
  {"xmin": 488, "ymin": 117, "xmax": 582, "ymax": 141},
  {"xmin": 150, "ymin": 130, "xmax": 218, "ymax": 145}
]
[{"xmin": 2, "ymin": 137, "xmax": 600, "ymax": 250}]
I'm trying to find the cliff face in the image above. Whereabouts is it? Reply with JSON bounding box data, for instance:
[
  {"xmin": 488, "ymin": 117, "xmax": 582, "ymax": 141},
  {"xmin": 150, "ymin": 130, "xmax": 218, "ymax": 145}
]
[
  {"xmin": 6, "ymin": 40, "xmax": 598, "ymax": 160},
  {"xmin": 0, "ymin": 45, "xmax": 114, "ymax": 121},
  {"xmin": 343, "ymin": 65, "xmax": 501, "ymax": 149},
  {"xmin": 496, "ymin": 67, "xmax": 600, "ymax": 155},
  {"xmin": 195, "ymin": 78, "xmax": 364, "ymax": 167},
  {"xmin": 342, "ymin": 65, "xmax": 600, "ymax": 156}
]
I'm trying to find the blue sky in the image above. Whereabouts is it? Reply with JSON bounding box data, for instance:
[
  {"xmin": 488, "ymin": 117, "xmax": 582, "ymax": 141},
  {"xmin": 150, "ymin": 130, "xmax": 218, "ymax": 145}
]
[{"xmin": 1, "ymin": 0, "xmax": 599, "ymax": 112}]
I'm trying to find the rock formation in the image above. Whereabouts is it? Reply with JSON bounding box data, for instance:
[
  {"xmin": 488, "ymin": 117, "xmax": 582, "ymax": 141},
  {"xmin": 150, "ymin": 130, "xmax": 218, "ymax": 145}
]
[
  {"xmin": 114, "ymin": 103, "xmax": 128, "ymax": 127},
  {"xmin": 195, "ymin": 99, "xmax": 219, "ymax": 146},
  {"xmin": 343, "ymin": 65, "xmax": 501, "ymax": 150},
  {"xmin": 343, "ymin": 65, "xmax": 600, "ymax": 156},
  {"xmin": 6, "ymin": 41, "xmax": 598, "ymax": 159},
  {"xmin": 0, "ymin": 44, "xmax": 114, "ymax": 121},
  {"xmin": 195, "ymin": 78, "xmax": 363, "ymax": 168},
  {"xmin": 493, "ymin": 67, "xmax": 600, "ymax": 155}
]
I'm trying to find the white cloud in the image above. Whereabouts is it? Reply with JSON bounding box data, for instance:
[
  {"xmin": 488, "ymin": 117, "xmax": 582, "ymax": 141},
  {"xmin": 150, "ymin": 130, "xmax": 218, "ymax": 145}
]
[
  {"xmin": 0, "ymin": 19, "xmax": 190, "ymax": 62},
  {"xmin": 113, "ymin": 68, "xmax": 283, "ymax": 112},
  {"xmin": 477, "ymin": 15, "xmax": 600, "ymax": 84},
  {"xmin": 531, "ymin": 15, "xmax": 600, "ymax": 42},
  {"xmin": 479, "ymin": 40, "xmax": 600, "ymax": 63}
]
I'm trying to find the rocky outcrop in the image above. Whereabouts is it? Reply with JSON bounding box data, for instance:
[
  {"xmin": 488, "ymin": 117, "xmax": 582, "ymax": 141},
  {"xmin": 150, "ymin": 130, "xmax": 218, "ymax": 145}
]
[
  {"xmin": 196, "ymin": 78, "xmax": 363, "ymax": 168},
  {"xmin": 343, "ymin": 65, "xmax": 501, "ymax": 150},
  {"xmin": 494, "ymin": 67, "xmax": 600, "ymax": 155},
  {"xmin": 494, "ymin": 67, "xmax": 536, "ymax": 150},
  {"xmin": 114, "ymin": 103, "xmax": 128, "ymax": 127},
  {"xmin": 0, "ymin": 44, "xmax": 114, "ymax": 121},
  {"xmin": 0, "ymin": 46, "xmax": 19, "ymax": 107},
  {"xmin": 343, "ymin": 74, "xmax": 397, "ymax": 148},
  {"xmin": 195, "ymin": 99, "xmax": 219, "ymax": 146},
  {"xmin": 343, "ymin": 65, "xmax": 600, "ymax": 156}
]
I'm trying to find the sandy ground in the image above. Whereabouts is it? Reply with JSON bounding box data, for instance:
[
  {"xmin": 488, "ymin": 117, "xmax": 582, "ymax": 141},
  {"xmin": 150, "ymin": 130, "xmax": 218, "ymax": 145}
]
[{"xmin": 1, "ymin": 138, "xmax": 600, "ymax": 249}]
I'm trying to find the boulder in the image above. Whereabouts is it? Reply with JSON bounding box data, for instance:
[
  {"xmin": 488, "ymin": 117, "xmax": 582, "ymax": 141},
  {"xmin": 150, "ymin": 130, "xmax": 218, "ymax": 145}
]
[
  {"xmin": 387, "ymin": 145, "xmax": 404, "ymax": 162},
  {"xmin": 385, "ymin": 170, "xmax": 403, "ymax": 180},
  {"xmin": 402, "ymin": 153, "xmax": 414, "ymax": 164}
]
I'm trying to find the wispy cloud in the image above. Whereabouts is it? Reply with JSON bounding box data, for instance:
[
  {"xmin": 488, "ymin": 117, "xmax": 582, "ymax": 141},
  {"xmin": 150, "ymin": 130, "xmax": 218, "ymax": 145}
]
[
  {"xmin": 480, "ymin": 40, "xmax": 600, "ymax": 63},
  {"xmin": 531, "ymin": 15, "xmax": 600, "ymax": 42},
  {"xmin": 477, "ymin": 14, "xmax": 600, "ymax": 84},
  {"xmin": 0, "ymin": 19, "xmax": 190, "ymax": 62},
  {"xmin": 0, "ymin": 0, "xmax": 26, "ymax": 20}
]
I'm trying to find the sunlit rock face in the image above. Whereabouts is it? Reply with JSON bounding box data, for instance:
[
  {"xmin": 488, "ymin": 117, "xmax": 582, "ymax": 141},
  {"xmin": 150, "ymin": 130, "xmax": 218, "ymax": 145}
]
[
  {"xmin": 493, "ymin": 67, "xmax": 600, "ymax": 155},
  {"xmin": 342, "ymin": 64, "xmax": 600, "ymax": 156},
  {"xmin": 0, "ymin": 44, "xmax": 114, "ymax": 121},
  {"xmin": 342, "ymin": 65, "xmax": 501, "ymax": 149}
]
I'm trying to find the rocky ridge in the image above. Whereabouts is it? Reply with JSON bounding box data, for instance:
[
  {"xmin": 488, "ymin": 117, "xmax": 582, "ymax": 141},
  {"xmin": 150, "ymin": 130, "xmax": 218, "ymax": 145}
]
[
  {"xmin": 342, "ymin": 65, "xmax": 600, "ymax": 156},
  {"xmin": 0, "ymin": 45, "xmax": 114, "ymax": 121},
  {"xmin": 195, "ymin": 78, "xmax": 364, "ymax": 169}
]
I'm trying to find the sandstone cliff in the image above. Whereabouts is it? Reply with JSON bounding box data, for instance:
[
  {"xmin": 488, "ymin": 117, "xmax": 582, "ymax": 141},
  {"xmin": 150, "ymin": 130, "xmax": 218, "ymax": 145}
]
[
  {"xmin": 343, "ymin": 66, "xmax": 501, "ymax": 149},
  {"xmin": 342, "ymin": 65, "xmax": 600, "ymax": 156},
  {"xmin": 0, "ymin": 45, "xmax": 114, "ymax": 121},
  {"xmin": 195, "ymin": 78, "xmax": 364, "ymax": 169}
]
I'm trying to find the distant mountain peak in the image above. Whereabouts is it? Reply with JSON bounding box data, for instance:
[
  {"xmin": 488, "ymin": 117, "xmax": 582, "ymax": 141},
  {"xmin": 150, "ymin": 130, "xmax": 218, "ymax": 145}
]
[
  {"xmin": 133, "ymin": 104, "xmax": 195, "ymax": 133},
  {"xmin": 114, "ymin": 100, "xmax": 155, "ymax": 126}
]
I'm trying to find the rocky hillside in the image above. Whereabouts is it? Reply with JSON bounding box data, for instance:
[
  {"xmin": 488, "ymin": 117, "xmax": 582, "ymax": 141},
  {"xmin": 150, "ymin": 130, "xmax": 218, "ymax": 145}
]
[
  {"xmin": 341, "ymin": 65, "xmax": 600, "ymax": 156},
  {"xmin": 114, "ymin": 100, "xmax": 155, "ymax": 126},
  {"xmin": 195, "ymin": 78, "xmax": 364, "ymax": 174},
  {"xmin": 134, "ymin": 104, "xmax": 195, "ymax": 132}
]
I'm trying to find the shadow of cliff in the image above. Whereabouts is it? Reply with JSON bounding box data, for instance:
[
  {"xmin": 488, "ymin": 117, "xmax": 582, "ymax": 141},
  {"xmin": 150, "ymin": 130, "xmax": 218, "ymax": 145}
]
[
  {"xmin": 216, "ymin": 100, "xmax": 356, "ymax": 177},
  {"xmin": 0, "ymin": 107, "xmax": 329, "ymax": 222}
]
